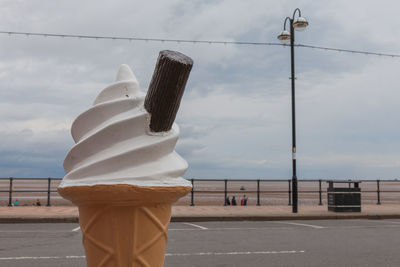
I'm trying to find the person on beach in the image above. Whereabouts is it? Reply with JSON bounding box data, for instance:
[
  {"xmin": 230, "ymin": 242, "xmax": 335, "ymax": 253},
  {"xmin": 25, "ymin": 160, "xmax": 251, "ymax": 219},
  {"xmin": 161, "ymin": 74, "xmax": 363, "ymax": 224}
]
[
  {"xmin": 225, "ymin": 196, "xmax": 230, "ymax": 206},
  {"xmin": 36, "ymin": 199, "xmax": 41, "ymax": 206},
  {"xmin": 13, "ymin": 199, "xmax": 19, "ymax": 206},
  {"xmin": 231, "ymin": 196, "xmax": 237, "ymax": 206},
  {"xmin": 241, "ymin": 195, "xmax": 248, "ymax": 206}
]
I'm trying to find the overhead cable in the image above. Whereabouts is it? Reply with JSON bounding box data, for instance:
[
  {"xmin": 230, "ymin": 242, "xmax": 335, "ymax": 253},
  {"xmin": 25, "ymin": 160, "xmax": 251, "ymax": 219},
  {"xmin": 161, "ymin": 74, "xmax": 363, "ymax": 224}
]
[{"xmin": 1, "ymin": 30, "xmax": 399, "ymax": 58}]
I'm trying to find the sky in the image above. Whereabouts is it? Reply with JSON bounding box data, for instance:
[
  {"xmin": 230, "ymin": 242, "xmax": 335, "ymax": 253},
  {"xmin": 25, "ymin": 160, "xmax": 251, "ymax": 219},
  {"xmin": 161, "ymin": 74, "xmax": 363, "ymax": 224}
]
[{"xmin": 0, "ymin": 0, "xmax": 399, "ymax": 180}]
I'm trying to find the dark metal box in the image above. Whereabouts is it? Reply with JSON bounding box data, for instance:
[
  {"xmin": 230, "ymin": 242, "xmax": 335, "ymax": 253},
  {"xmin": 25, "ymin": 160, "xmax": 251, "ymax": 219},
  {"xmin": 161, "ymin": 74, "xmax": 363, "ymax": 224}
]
[{"xmin": 327, "ymin": 181, "xmax": 361, "ymax": 212}]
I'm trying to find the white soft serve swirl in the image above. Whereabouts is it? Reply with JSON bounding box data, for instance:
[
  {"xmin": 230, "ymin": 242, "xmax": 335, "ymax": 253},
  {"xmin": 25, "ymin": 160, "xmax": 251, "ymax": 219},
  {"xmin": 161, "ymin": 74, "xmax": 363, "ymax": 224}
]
[{"xmin": 59, "ymin": 64, "xmax": 191, "ymax": 188}]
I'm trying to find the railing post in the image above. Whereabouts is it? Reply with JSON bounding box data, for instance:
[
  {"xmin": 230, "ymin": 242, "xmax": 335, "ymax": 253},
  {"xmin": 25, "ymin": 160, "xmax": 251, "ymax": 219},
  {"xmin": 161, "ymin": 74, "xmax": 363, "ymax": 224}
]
[
  {"xmin": 288, "ymin": 179, "xmax": 292, "ymax": 206},
  {"xmin": 190, "ymin": 179, "xmax": 194, "ymax": 206},
  {"xmin": 8, "ymin": 177, "xmax": 13, "ymax": 207},
  {"xmin": 318, "ymin": 179, "xmax": 323, "ymax": 205},
  {"xmin": 377, "ymin": 179, "xmax": 381, "ymax": 205},
  {"xmin": 224, "ymin": 179, "xmax": 228, "ymax": 206},
  {"xmin": 47, "ymin": 177, "xmax": 51, "ymax": 206},
  {"xmin": 257, "ymin": 179, "xmax": 260, "ymax": 206}
]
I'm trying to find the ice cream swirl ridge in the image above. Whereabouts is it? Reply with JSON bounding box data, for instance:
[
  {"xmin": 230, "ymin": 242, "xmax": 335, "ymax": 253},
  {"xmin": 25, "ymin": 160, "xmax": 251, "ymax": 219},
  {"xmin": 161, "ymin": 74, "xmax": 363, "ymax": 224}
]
[{"xmin": 60, "ymin": 64, "xmax": 190, "ymax": 188}]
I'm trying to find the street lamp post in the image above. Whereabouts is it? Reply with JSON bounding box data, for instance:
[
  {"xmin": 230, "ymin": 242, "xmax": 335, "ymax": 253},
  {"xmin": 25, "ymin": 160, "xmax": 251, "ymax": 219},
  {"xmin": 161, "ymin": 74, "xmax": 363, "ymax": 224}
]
[{"xmin": 277, "ymin": 8, "xmax": 308, "ymax": 213}]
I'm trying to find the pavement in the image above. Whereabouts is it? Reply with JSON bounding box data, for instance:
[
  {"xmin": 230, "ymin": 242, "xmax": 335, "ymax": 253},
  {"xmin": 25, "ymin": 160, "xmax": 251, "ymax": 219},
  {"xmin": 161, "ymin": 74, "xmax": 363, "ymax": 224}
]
[{"xmin": 1, "ymin": 204, "xmax": 400, "ymax": 223}]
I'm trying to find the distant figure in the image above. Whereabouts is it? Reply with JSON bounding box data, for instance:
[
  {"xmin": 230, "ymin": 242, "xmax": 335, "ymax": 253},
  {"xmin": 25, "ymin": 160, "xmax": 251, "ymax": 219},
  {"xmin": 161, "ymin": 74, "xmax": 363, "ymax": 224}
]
[
  {"xmin": 231, "ymin": 196, "xmax": 237, "ymax": 206},
  {"xmin": 241, "ymin": 195, "xmax": 248, "ymax": 206},
  {"xmin": 13, "ymin": 199, "xmax": 19, "ymax": 206},
  {"xmin": 36, "ymin": 199, "xmax": 41, "ymax": 206},
  {"xmin": 225, "ymin": 196, "xmax": 230, "ymax": 206}
]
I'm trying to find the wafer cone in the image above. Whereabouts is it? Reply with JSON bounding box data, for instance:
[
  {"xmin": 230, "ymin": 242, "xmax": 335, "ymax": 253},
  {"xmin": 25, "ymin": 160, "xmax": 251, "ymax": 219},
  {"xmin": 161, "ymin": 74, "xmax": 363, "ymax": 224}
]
[
  {"xmin": 58, "ymin": 184, "xmax": 190, "ymax": 267},
  {"xmin": 79, "ymin": 203, "xmax": 171, "ymax": 267}
]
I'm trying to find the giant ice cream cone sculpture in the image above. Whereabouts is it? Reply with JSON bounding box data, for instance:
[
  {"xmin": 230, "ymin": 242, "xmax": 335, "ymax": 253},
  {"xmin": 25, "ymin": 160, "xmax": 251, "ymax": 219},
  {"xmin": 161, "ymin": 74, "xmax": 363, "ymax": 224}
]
[{"xmin": 58, "ymin": 51, "xmax": 193, "ymax": 267}]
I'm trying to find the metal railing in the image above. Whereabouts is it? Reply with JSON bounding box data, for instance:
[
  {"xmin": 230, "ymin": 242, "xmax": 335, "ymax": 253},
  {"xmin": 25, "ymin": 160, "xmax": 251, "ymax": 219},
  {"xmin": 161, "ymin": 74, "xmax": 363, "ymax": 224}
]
[
  {"xmin": 0, "ymin": 177, "xmax": 61, "ymax": 206},
  {"xmin": 1, "ymin": 177, "xmax": 400, "ymax": 206},
  {"xmin": 188, "ymin": 178, "xmax": 400, "ymax": 206}
]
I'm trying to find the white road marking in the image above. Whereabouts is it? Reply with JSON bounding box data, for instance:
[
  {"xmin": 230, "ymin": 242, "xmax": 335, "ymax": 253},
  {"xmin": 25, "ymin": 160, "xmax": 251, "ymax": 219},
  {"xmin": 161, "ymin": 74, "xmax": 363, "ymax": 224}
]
[
  {"xmin": 0, "ymin": 230, "xmax": 71, "ymax": 233},
  {"xmin": 0, "ymin": 251, "xmax": 305, "ymax": 261},
  {"xmin": 210, "ymin": 227, "xmax": 293, "ymax": 231},
  {"xmin": 277, "ymin": 222, "xmax": 325, "ymax": 229},
  {"xmin": 72, "ymin": 226, "xmax": 80, "ymax": 232},
  {"xmin": 0, "ymin": 256, "xmax": 85, "ymax": 260},
  {"xmin": 333, "ymin": 225, "xmax": 400, "ymax": 229},
  {"xmin": 169, "ymin": 226, "xmax": 294, "ymax": 231},
  {"xmin": 183, "ymin": 222, "xmax": 208, "ymax": 230},
  {"xmin": 378, "ymin": 220, "xmax": 400, "ymax": 224},
  {"xmin": 169, "ymin": 228, "xmax": 199, "ymax": 231},
  {"xmin": 166, "ymin": 250, "xmax": 305, "ymax": 256}
]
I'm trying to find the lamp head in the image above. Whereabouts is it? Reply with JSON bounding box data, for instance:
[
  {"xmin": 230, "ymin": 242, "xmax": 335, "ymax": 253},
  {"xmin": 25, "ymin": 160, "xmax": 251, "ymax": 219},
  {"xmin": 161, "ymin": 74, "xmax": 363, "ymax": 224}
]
[
  {"xmin": 293, "ymin": 17, "xmax": 308, "ymax": 31},
  {"xmin": 277, "ymin": 30, "xmax": 291, "ymax": 44}
]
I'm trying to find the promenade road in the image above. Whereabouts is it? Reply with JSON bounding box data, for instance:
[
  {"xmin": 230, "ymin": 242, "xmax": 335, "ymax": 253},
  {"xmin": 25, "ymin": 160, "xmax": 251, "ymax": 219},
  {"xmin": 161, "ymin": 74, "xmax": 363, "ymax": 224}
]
[{"xmin": 1, "ymin": 219, "xmax": 400, "ymax": 267}]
